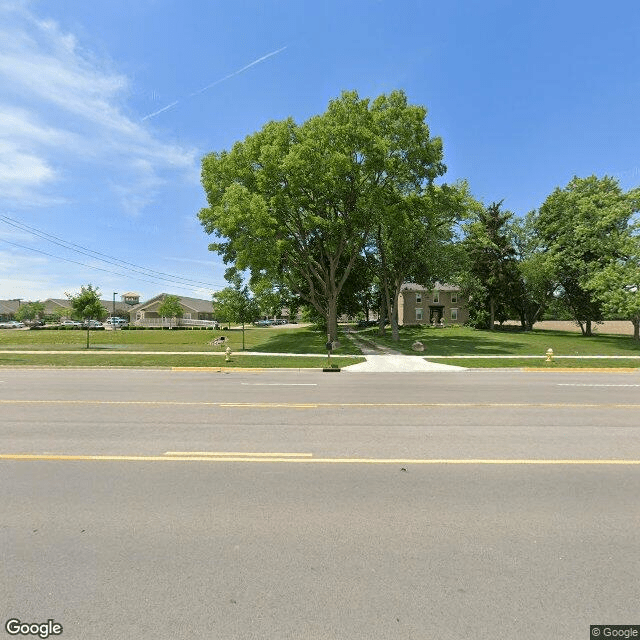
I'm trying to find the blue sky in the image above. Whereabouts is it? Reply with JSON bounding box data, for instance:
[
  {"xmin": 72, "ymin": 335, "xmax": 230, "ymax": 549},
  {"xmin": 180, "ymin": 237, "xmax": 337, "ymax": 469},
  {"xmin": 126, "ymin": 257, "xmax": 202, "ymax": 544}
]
[{"xmin": 1, "ymin": 0, "xmax": 638, "ymax": 302}]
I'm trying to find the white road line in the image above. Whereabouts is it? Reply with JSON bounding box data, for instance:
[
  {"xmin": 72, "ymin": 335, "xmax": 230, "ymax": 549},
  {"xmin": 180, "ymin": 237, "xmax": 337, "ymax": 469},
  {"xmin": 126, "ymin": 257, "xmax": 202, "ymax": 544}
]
[
  {"xmin": 559, "ymin": 383, "xmax": 640, "ymax": 387},
  {"xmin": 240, "ymin": 383, "xmax": 318, "ymax": 386}
]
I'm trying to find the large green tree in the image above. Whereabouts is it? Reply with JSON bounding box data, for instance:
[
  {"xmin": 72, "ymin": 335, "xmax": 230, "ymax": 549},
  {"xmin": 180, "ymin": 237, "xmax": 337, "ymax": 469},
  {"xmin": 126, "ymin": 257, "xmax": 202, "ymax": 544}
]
[
  {"xmin": 199, "ymin": 90, "xmax": 445, "ymax": 341},
  {"xmin": 535, "ymin": 176, "xmax": 637, "ymax": 336},
  {"xmin": 508, "ymin": 212, "xmax": 558, "ymax": 330},
  {"xmin": 586, "ymin": 219, "xmax": 640, "ymax": 340},
  {"xmin": 66, "ymin": 284, "xmax": 104, "ymax": 348},
  {"xmin": 461, "ymin": 201, "xmax": 518, "ymax": 330},
  {"xmin": 376, "ymin": 182, "xmax": 471, "ymax": 340}
]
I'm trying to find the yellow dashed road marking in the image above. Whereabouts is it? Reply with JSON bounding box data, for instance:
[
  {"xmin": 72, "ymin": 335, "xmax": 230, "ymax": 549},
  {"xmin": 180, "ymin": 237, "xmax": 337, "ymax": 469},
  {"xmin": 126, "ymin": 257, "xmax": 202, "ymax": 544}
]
[{"xmin": 163, "ymin": 451, "xmax": 313, "ymax": 457}]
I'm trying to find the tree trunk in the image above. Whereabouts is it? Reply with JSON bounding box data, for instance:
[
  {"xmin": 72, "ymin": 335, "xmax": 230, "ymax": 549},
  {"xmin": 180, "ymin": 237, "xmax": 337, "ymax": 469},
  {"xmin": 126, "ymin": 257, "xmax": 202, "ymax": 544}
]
[
  {"xmin": 382, "ymin": 281, "xmax": 398, "ymax": 342},
  {"xmin": 633, "ymin": 318, "xmax": 639, "ymax": 341},
  {"xmin": 389, "ymin": 279, "xmax": 403, "ymax": 342},
  {"xmin": 390, "ymin": 314, "xmax": 399, "ymax": 341},
  {"xmin": 377, "ymin": 224, "xmax": 393, "ymax": 338},
  {"xmin": 377, "ymin": 299, "xmax": 387, "ymax": 336},
  {"xmin": 489, "ymin": 297, "xmax": 495, "ymax": 331},
  {"xmin": 327, "ymin": 297, "xmax": 339, "ymax": 344},
  {"xmin": 584, "ymin": 319, "xmax": 592, "ymax": 337}
]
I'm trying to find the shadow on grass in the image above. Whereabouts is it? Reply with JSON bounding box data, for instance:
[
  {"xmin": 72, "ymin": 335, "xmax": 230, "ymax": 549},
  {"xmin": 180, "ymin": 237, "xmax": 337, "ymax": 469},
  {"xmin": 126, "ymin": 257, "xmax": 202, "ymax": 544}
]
[
  {"xmin": 358, "ymin": 325, "xmax": 640, "ymax": 356},
  {"xmin": 249, "ymin": 328, "xmax": 359, "ymax": 355},
  {"xmin": 531, "ymin": 329, "xmax": 640, "ymax": 351},
  {"xmin": 361, "ymin": 329, "xmax": 524, "ymax": 355}
]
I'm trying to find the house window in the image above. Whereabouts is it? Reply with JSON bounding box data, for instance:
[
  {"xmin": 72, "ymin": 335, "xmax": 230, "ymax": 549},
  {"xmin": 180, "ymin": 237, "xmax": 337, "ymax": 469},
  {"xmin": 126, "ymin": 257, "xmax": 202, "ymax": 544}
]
[
  {"xmin": 416, "ymin": 308, "xmax": 423, "ymax": 321},
  {"xmin": 416, "ymin": 293, "xmax": 422, "ymax": 303},
  {"xmin": 451, "ymin": 292, "xmax": 458, "ymax": 303},
  {"xmin": 451, "ymin": 308, "xmax": 458, "ymax": 321},
  {"xmin": 433, "ymin": 291, "xmax": 439, "ymax": 303}
]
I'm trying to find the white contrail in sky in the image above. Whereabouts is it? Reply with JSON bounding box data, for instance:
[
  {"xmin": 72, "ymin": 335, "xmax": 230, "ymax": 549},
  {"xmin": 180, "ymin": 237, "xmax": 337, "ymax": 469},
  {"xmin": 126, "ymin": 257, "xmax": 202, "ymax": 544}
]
[{"xmin": 142, "ymin": 45, "xmax": 287, "ymax": 121}]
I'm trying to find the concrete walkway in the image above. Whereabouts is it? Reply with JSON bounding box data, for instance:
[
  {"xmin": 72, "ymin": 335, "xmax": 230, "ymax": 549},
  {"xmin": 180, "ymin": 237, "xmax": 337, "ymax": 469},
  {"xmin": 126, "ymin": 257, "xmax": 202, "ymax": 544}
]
[
  {"xmin": 340, "ymin": 327, "xmax": 465, "ymax": 372},
  {"xmin": 341, "ymin": 354, "xmax": 466, "ymax": 372}
]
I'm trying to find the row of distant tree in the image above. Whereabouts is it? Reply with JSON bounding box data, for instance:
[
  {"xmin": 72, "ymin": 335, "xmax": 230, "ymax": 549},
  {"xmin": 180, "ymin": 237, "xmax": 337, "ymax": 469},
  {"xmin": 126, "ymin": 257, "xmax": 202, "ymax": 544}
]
[
  {"xmin": 461, "ymin": 176, "xmax": 640, "ymax": 340},
  {"xmin": 198, "ymin": 89, "xmax": 640, "ymax": 341}
]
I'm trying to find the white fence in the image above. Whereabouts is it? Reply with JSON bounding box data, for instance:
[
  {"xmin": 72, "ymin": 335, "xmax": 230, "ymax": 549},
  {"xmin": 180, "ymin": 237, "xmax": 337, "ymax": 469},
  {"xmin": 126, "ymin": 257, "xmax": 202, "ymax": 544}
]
[{"xmin": 133, "ymin": 318, "xmax": 219, "ymax": 329}]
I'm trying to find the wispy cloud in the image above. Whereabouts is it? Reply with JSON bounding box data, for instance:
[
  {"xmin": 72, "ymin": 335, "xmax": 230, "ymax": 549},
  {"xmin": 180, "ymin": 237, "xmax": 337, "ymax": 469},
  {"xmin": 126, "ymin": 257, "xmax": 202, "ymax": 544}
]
[
  {"xmin": 0, "ymin": 2, "xmax": 196, "ymax": 213},
  {"xmin": 142, "ymin": 45, "xmax": 288, "ymax": 121}
]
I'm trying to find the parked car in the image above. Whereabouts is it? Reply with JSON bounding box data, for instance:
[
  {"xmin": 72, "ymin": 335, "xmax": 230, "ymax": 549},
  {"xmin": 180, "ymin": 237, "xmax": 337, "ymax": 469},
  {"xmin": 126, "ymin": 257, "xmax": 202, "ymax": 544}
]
[
  {"xmin": 274, "ymin": 319, "xmax": 287, "ymax": 325},
  {"xmin": 0, "ymin": 320, "xmax": 25, "ymax": 329},
  {"xmin": 357, "ymin": 320, "xmax": 379, "ymax": 328},
  {"xmin": 60, "ymin": 320, "xmax": 82, "ymax": 327},
  {"xmin": 82, "ymin": 320, "xmax": 103, "ymax": 328},
  {"xmin": 105, "ymin": 317, "xmax": 128, "ymax": 327}
]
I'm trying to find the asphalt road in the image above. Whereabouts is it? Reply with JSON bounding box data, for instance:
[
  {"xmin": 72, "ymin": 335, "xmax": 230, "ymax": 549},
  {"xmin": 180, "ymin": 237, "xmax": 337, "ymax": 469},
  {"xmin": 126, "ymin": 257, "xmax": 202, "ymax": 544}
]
[{"xmin": 1, "ymin": 368, "xmax": 639, "ymax": 639}]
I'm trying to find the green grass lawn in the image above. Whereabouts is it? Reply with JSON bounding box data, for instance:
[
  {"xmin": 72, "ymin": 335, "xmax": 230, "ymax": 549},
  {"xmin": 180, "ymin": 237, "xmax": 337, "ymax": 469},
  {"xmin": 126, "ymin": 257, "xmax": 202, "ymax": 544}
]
[
  {"xmin": 360, "ymin": 324, "xmax": 640, "ymax": 357},
  {"xmin": 0, "ymin": 325, "xmax": 361, "ymax": 355},
  {"xmin": 0, "ymin": 351, "xmax": 364, "ymax": 368},
  {"xmin": 427, "ymin": 357, "xmax": 640, "ymax": 369},
  {"xmin": 4, "ymin": 323, "xmax": 640, "ymax": 369}
]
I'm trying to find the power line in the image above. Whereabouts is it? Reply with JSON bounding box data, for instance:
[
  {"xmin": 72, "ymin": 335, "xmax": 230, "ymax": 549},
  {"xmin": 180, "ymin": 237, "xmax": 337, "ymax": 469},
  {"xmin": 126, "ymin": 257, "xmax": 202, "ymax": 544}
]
[
  {"xmin": 0, "ymin": 213, "xmax": 222, "ymax": 288},
  {"xmin": 0, "ymin": 214, "xmax": 226, "ymax": 292},
  {"xmin": 0, "ymin": 237, "xmax": 218, "ymax": 296}
]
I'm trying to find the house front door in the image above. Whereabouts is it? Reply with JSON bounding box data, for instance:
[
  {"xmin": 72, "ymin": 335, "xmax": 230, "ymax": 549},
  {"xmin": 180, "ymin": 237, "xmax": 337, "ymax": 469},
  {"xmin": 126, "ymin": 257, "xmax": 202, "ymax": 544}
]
[{"xmin": 429, "ymin": 306, "xmax": 444, "ymax": 324}]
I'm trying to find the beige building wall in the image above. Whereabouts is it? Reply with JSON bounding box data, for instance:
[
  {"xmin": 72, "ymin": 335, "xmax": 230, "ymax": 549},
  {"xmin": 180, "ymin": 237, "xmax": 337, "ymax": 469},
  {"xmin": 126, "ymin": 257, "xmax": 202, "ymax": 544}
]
[{"xmin": 398, "ymin": 286, "xmax": 469, "ymax": 326}]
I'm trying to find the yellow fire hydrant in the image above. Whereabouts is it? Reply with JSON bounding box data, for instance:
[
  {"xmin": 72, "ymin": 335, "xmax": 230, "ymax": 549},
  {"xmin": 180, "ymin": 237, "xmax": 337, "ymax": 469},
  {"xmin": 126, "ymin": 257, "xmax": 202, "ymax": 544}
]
[
  {"xmin": 225, "ymin": 346, "xmax": 232, "ymax": 362},
  {"xmin": 545, "ymin": 348, "xmax": 554, "ymax": 362}
]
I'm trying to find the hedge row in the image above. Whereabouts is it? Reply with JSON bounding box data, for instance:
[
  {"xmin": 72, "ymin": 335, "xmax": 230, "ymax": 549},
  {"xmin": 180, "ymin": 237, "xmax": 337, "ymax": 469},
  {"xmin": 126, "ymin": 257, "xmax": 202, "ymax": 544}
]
[
  {"xmin": 31, "ymin": 325, "xmax": 106, "ymax": 331},
  {"xmin": 121, "ymin": 326, "xmax": 216, "ymax": 331},
  {"xmin": 29, "ymin": 325, "xmax": 217, "ymax": 331}
]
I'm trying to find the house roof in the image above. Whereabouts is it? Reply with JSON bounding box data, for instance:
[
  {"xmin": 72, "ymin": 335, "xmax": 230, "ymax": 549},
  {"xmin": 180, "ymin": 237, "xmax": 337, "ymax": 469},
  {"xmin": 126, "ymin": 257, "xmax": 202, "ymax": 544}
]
[
  {"xmin": 401, "ymin": 282, "xmax": 460, "ymax": 292},
  {"xmin": 131, "ymin": 293, "xmax": 213, "ymax": 313},
  {"xmin": 0, "ymin": 300, "xmax": 21, "ymax": 314},
  {"xmin": 40, "ymin": 299, "xmax": 130, "ymax": 314},
  {"xmin": 44, "ymin": 298, "xmax": 72, "ymax": 310}
]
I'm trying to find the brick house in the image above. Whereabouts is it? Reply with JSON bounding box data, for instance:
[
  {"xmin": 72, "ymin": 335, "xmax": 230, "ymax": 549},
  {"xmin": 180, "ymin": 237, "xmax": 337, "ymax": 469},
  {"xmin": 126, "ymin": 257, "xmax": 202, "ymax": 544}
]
[{"xmin": 397, "ymin": 283, "xmax": 468, "ymax": 326}]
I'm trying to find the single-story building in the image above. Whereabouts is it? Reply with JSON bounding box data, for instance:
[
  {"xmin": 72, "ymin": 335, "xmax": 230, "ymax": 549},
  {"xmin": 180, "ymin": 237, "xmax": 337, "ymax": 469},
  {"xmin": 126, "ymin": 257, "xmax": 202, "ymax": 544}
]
[
  {"xmin": 131, "ymin": 293, "xmax": 215, "ymax": 326},
  {"xmin": 0, "ymin": 298, "xmax": 132, "ymax": 321},
  {"xmin": 397, "ymin": 283, "xmax": 468, "ymax": 326}
]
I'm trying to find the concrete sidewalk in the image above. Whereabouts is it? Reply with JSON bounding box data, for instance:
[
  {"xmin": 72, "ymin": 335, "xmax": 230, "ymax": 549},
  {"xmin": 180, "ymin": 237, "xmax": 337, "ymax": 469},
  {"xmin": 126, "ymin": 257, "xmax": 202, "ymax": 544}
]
[
  {"xmin": 341, "ymin": 354, "xmax": 466, "ymax": 372},
  {"xmin": 338, "ymin": 327, "xmax": 465, "ymax": 371},
  {"xmin": 0, "ymin": 349, "xmax": 464, "ymax": 372}
]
